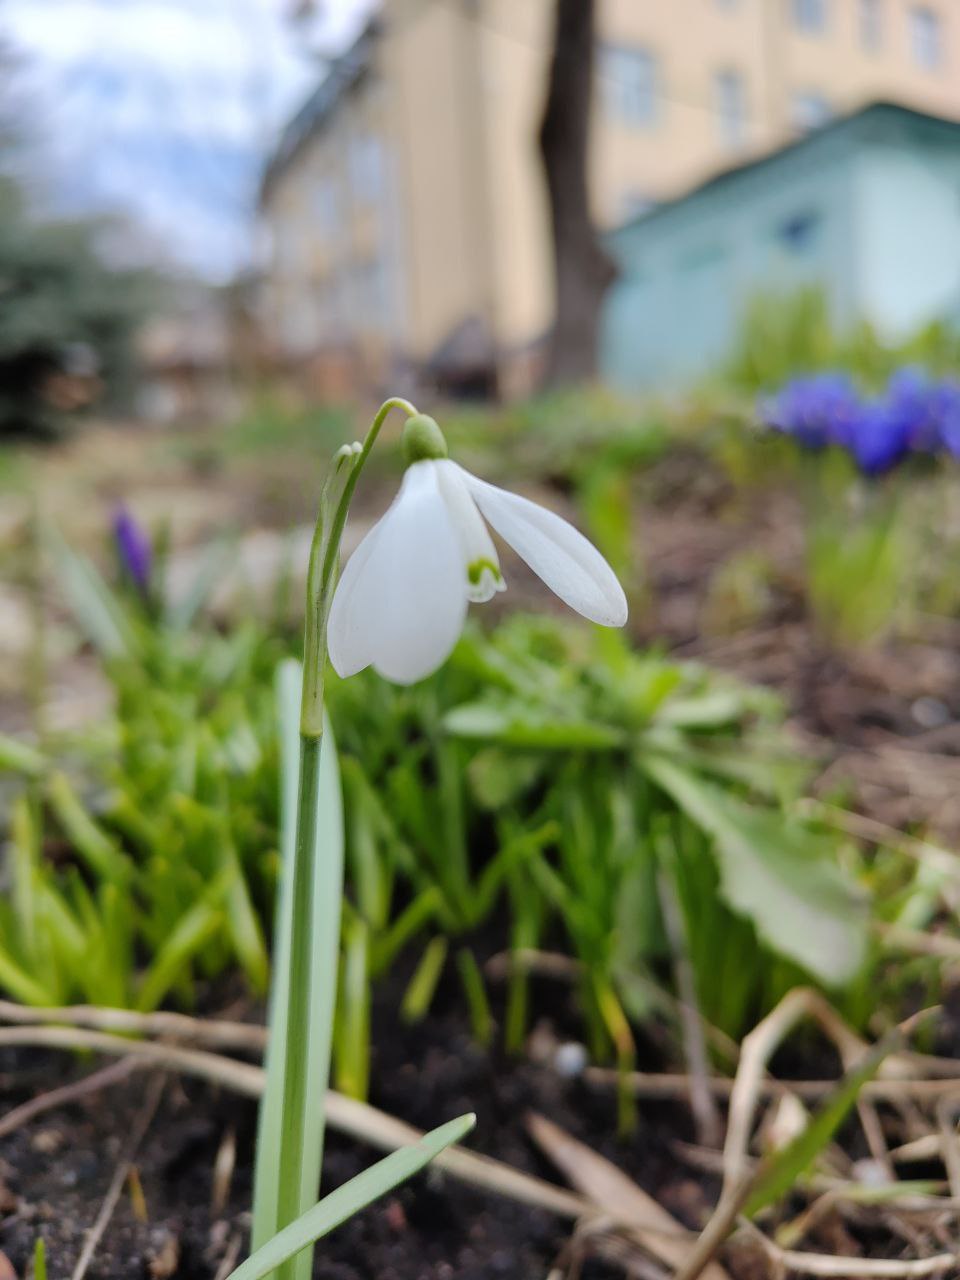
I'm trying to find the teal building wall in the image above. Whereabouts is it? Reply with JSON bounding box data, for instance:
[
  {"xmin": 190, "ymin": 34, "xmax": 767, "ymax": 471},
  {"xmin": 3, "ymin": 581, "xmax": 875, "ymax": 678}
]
[{"xmin": 600, "ymin": 104, "xmax": 960, "ymax": 392}]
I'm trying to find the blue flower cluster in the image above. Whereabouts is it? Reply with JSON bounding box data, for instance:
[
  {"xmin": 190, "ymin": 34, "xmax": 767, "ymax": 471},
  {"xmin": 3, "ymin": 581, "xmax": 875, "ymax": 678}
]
[{"xmin": 760, "ymin": 370, "xmax": 960, "ymax": 475}]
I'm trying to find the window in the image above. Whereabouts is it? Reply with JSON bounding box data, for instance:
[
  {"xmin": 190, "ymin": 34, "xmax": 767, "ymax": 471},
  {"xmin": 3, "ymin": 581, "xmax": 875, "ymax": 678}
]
[
  {"xmin": 910, "ymin": 6, "xmax": 942, "ymax": 69},
  {"xmin": 859, "ymin": 0, "xmax": 882, "ymax": 49},
  {"xmin": 790, "ymin": 0, "xmax": 827, "ymax": 33},
  {"xmin": 775, "ymin": 209, "xmax": 823, "ymax": 254},
  {"xmin": 790, "ymin": 90, "xmax": 831, "ymax": 131},
  {"xmin": 348, "ymin": 133, "xmax": 384, "ymax": 202},
  {"xmin": 714, "ymin": 69, "xmax": 747, "ymax": 148},
  {"xmin": 619, "ymin": 190, "xmax": 655, "ymax": 220},
  {"xmin": 599, "ymin": 45, "xmax": 660, "ymax": 127},
  {"xmin": 311, "ymin": 179, "xmax": 340, "ymax": 235}
]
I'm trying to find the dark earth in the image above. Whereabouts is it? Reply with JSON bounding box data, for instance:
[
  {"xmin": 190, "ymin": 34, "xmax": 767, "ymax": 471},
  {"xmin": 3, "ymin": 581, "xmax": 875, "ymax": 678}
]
[
  {"xmin": 0, "ymin": 967, "xmax": 716, "ymax": 1280},
  {"xmin": 2, "ymin": 962, "xmax": 956, "ymax": 1280}
]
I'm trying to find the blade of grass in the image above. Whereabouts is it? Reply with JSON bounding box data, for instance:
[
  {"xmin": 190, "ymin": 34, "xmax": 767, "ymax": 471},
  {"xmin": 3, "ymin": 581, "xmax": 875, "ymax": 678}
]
[
  {"xmin": 744, "ymin": 1030, "xmax": 901, "ymax": 1217},
  {"xmin": 228, "ymin": 1114, "xmax": 475, "ymax": 1280},
  {"xmin": 401, "ymin": 937, "xmax": 448, "ymax": 1023},
  {"xmin": 0, "ymin": 733, "xmax": 45, "ymax": 778},
  {"xmin": 46, "ymin": 773, "xmax": 132, "ymax": 886},
  {"xmin": 45, "ymin": 524, "xmax": 137, "ymax": 660},
  {"xmin": 136, "ymin": 869, "xmax": 231, "ymax": 1012},
  {"xmin": 456, "ymin": 949, "xmax": 493, "ymax": 1049}
]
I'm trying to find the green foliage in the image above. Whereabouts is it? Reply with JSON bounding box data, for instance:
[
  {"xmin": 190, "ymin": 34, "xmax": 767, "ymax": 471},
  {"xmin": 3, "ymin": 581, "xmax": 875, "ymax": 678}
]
[
  {"xmin": 803, "ymin": 463, "xmax": 917, "ymax": 648},
  {"xmin": 725, "ymin": 287, "xmax": 960, "ymax": 395},
  {"xmin": 0, "ymin": 177, "xmax": 155, "ymax": 440},
  {"xmin": 1, "ymin": 528, "xmax": 932, "ymax": 1105}
]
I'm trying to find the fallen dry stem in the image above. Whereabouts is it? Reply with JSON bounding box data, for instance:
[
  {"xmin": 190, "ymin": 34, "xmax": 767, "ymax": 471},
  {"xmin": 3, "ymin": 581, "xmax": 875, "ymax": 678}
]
[
  {"xmin": 0, "ymin": 999, "xmax": 267, "ymax": 1052},
  {"xmin": 0, "ymin": 1024, "xmax": 596, "ymax": 1225},
  {"xmin": 585, "ymin": 1070, "xmax": 960, "ymax": 1103},
  {"xmin": 526, "ymin": 1111, "xmax": 730, "ymax": 1280},
  {"xmin": 0, "ymin": 1054, "xmax": 142, "ymax": 1140}
]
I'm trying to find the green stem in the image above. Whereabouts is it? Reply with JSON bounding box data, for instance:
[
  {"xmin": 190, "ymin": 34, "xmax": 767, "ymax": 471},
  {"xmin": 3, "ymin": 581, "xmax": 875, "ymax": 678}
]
[
  {"xmin": 300, "ymin": 397, "xmax": 417, "ymax": 738},
  {"xmin": 274, "ymin": 733, "xmax": 322, "ymax": 1280},
  {"xmin": 269, "ymin": 398, "xmax": 419, "ymax": 1279}
]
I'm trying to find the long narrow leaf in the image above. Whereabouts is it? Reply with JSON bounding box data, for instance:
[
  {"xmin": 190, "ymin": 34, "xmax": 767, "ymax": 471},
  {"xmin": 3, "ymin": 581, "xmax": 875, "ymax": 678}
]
[
  {"xmin": 0, "ymin": 733, "xmax": 45, "ymax": 778},
  {"xmin": 45, "ymin": 524, "xmax": 137, "ymax": 659},
  {"xmin": 251, "ymin": 661, "xmax": 344, "ymax": 1280},
  {"xmin": 744, "ymin": 1032, "xmax": 899, "ymax": 1217},
  {"xmin": 230, "ymin": 1114, "xmax": 475, "ymax": 1280},
  {"xmin": 46, "ymin": 773, "xmax": 132, "ymax": 886}
]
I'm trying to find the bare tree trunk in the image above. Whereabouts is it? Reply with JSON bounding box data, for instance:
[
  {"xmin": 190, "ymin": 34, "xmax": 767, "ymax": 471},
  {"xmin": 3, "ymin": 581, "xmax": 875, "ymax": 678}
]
[{"xmin": 538, "ymin": 0, "xmax": 617, "ymax": 388}]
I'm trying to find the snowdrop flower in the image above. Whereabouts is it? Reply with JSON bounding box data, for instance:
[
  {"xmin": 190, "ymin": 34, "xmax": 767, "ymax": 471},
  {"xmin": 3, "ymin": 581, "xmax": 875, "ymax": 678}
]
[{"xmin": 328, "ymin": 414, "xmax": 627, "ymax": 684}]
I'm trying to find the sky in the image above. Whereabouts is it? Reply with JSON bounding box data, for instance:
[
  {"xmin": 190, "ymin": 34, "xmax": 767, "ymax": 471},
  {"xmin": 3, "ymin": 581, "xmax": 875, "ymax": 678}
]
[{"xmin": 2, "ymin": 0, "xmax": 373, "ymax": 278}]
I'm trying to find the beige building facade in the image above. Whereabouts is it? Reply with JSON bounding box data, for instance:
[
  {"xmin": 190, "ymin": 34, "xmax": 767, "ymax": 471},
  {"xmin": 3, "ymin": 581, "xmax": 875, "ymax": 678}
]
[{"xmin": 258, "ymin": 0, "xmax": 960, "ymax": 396}]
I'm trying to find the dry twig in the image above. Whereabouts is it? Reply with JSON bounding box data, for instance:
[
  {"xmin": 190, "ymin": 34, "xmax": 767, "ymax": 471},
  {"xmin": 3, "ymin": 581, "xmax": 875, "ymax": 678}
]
[
  {"xmin": 70, "ymin": 1073, "xmax": 166, "ymax": 1280},
  {"xmin": 526, "ymin": 1111, "xmax": 730, "ymax": 1280},
  {"xmin": 0, "ymin": 999, "xmax": 266, "ymax": 1052},
  {"xmin": 0, "ymin": 1055, "xmax": 141, "ymax": 1140}
]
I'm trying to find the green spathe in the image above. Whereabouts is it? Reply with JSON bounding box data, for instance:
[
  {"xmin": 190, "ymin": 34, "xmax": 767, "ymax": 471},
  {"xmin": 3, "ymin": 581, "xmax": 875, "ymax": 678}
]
[{"xmin": 401, "ymin": 414, "xmax": 448, "ymax": 465}]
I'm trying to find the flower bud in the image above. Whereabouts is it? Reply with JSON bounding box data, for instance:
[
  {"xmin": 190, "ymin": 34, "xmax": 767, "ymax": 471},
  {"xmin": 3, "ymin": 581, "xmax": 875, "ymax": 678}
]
[{"xmin": 401, "ymin": 413, "xmax": 448, "ymax": 465}]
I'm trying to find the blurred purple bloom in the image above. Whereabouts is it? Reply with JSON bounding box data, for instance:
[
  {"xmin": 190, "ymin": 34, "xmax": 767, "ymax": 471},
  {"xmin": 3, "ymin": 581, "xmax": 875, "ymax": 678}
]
[
  {"xmin": 882, "ymin": 368, "xmax": 960, "ymax": 455},
  {"xmin": 113, "ymin": 505, "xmax": 152, "ymax": 595},
  {"xmin": 759, "ymin": 374, "xmax": 862, "ymax": 450},
  {"xmin": 833, "ymin": 400, "xmax": 911, "ymax": 476}
]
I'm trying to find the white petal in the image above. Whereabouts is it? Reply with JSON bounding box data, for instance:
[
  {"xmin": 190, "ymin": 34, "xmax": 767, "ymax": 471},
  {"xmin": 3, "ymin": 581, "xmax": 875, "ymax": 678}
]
[
  {"xmin": 434, "ymin": 459, "xmax": 506, "ymax": 603},
  {"xmin": 327, "ymin": 510, "xmax": 390, "ymax": 678},
  {"xmin": 328, "ymin": 461, "xmax": 468, "ymax": 685},
  {"xmin": 455, "ymin": 465, "xmax": 628, "ymax": 627}
]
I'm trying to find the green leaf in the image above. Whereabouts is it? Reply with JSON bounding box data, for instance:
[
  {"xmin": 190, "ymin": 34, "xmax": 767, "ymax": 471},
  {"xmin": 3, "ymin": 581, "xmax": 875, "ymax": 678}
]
[
  {"xmin": 456, "ymin": 948, "xmax": 493, "ymax": 1048},
  {"xmin": 335, "ymin": 913, "xmax": 371, "ymax": 1099},
  {"xmin": 46, "ymin": 773, "xmax": 133, "ymax": 886},
  {"xmin": 0, "ymin": 732, "xmax": 45, "ymax": 778},
  {"xmin": 0, "ymin": 940, "xmax": 52, "ymax": 1005},
  {"xmin": 444, "ymin": 702, "xmax": 624, "ymax": 750},
  {"xmin": 466, "ymin": 748, "xmax": 543, "ymax": 809},
  {"xmin": 228, "ymin": 1114, "xmax": 475, "ymax": 1280},
  {"xmin": 402, "ymin": 936, "xmax": 448, "ymax": 1022},
  {"xmin": 45, "ymin": 524, "xmax": 137, "ymax": 660},
  {"xmin": 164, "ymin": 535, "xmax": 237, "ymax": 631},
  {"xmin": 221, "ymin": 828, "xmax": 269, "ymax": 994},
  {"xmin": 745, "ymin": 1032, "xmax": 899, "ymax": 1216},
  {"xmin": 136, "ymin": 869, "xmax": 230, "ymax": 1012},
  {"xmin": 251, "ymin": 661, "xmax": 344, "ymax": 1280},
  {"xmin": 657, "ymin": 689, "xmax": 749, "ymax": 729},
  {"xmin": 34, "ymin": 1236, "xmax": 47, "ymax": 1280},
  {"xmin": 643, "ymin": 757, "xmax": 868, "ymax": 984}
]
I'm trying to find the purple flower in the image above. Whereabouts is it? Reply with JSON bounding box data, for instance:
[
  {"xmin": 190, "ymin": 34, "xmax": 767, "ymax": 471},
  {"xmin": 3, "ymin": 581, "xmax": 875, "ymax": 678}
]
[
  {"xmin": 941, "ymin": 404, "xmax": 960, "ymax": 460},
  {"xmin": 875, "ymin": 368, "xmax": 960, "ymax": 462},
  {"xmin": 833, "ymin": 400, "xmax": 911, "ymax": 476},
  {"xmin": 759, "ymin": 374, "xmax": 862, "ymax": 451},
  {"xmin": 113, "ymin": 505, "xmax": 152, "ymax": 595}
]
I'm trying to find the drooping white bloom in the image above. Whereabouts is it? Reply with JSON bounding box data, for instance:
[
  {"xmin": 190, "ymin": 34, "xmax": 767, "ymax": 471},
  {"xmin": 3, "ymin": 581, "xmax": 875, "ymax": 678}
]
[{"xmin": 327, "ymin": 458, "xmax": 628, "ymax": 685}]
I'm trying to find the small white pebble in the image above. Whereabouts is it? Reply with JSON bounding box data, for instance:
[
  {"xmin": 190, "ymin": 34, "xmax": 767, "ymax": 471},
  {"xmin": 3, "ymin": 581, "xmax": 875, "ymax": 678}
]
[
  {"xmin": 553, "ymin": 1041, "xmax": 588, "ymax": 1078},
  {"xmin": 911, "ymin": 696, "xmax": 951, "ymax": 729},
  {"xmin": 852, "ymin": 1158, "xmax": 890, "ymax": 1188}
]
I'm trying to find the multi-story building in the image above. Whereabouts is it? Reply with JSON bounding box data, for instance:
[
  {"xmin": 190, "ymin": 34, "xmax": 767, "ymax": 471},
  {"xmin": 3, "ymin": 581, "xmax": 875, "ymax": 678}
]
[{"xmin": 258, "ymin": 0, "xmax": 960, "ymax": 397}]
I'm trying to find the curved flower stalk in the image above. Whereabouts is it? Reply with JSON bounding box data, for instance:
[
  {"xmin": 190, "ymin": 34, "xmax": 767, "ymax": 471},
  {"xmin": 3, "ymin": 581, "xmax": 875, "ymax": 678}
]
[{"xmin": 328, "ymin": 413, "xmax": 628, "ymax": 685}]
